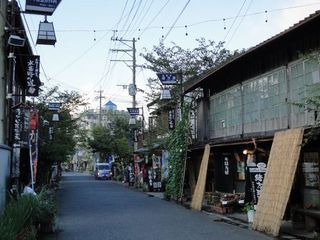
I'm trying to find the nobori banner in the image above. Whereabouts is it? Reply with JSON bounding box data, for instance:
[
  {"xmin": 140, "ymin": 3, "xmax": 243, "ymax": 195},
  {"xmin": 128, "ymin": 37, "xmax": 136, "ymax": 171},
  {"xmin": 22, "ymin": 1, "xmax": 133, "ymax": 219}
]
[
  {"xmin": 25, "ymin": 0, "xmax": 62, "ymax": 15},
  {"xmin": 127, "ymin": 108, "xmax": 140, "ymax": 116}
]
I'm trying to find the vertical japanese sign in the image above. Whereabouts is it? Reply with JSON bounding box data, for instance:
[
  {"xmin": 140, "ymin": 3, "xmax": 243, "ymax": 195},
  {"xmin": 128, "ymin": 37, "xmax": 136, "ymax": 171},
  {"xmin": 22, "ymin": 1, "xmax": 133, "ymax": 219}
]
[
  {"xmin": 168, "ymin": 108, "xmax": 175, "ymax": 130},
  {"xmin": 248, "ymin": 162, "xmax": 267, "ymax": 205},
  {"xmin": 12, "ymin": 104, "xmax": 30, "ymax": 148},
  {"xmin": 11, "ymin": 104, "xmax": 30, "ymax": 177},
  {"xmin": 29, "ymin": 109, "xmax": 39, "ymax": 184},
  {"xmin": 224, "ymin": 156, "xmax": 230, "ymax": 175},
  {"xmin": 24, "ymin": 56, "xmax": 41, "ymax": 96}
]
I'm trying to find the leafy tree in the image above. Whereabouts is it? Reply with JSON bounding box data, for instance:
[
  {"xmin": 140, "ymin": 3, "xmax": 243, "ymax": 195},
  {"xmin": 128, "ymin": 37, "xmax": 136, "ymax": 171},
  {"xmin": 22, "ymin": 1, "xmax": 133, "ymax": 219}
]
[
  {"xmin": 88, "ymin": 125, "xmax": 113, "ymax": 160},
  {"xmin": 141, "ymin": 38, "xmax": 241, "ymax": 199},
  {"xmin": 35, "ymin": 87, "xmax": 87, "ymax": 186},
  {"xmin": 140, "ymin": 38, "xmax": 243, "ymax": 104},
  {"xmin": 87, "ymin": 110, "xmax": 132, "ymax": 165}
]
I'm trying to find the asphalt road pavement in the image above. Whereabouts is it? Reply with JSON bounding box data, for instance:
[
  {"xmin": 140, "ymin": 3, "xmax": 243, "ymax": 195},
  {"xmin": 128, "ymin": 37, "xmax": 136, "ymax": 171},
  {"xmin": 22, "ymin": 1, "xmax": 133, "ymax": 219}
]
[{"xmin": 56, "ymin": 172, "xmax": 272, "ymax": 240}]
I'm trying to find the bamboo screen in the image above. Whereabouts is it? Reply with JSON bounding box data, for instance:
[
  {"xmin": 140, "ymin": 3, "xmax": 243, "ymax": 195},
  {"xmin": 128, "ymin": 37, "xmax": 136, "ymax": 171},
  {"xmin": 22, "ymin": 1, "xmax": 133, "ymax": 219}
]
[
  {"xmin": 191, "ymin": 144, "xmax": 211, "ymax": 211},
  {"xmin": 252, "ymin": 128, "xmax": 304, "ymax": 236}
]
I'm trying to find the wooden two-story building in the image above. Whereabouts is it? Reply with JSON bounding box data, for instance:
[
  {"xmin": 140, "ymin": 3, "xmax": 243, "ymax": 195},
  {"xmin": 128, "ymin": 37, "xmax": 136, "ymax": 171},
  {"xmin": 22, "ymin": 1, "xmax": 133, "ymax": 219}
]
[{"xmin": 184, "ymin": 10, "xmax": 320, "ymax": 230}]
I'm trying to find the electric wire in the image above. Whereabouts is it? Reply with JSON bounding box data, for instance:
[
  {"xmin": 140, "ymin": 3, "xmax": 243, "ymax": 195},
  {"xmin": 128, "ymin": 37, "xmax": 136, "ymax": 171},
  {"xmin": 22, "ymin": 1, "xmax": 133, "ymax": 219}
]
[
  {"xmin": 226, "ymin": 0, "xmax": 253, "ymax": 48},
  {"xmin": 118, "ymin": 0, "xmax": 137, "ymax": 36},
  {"xmin": 222, "ymin": 0, "xmax": 247, "ymax": 42},
  {"xmin": 162, "ymin": 0, "xmax": 191, "ymax": 41},
  {"xmin": 120, "ymin": 0, "xmax": 143, "ymax": 39},
  {"xmin": 125, "ymin": 0, "xmax": 152, "ymax": 39},
  {"xmin": 92, "ymin": 0, "xmax": 131, "ymax": 90},
  {"xmin": 52, "ymin": 32, "xmax": 109, "ymax": 79},
  {"xmin": 23, "ymin": 2, "xmax": 320, "ymax": 36},
  {"xmin": 115, "ymin": 0, "xmax": 129, "ymax": 31},
  {"xmin": 138, "ymin": 0, "xmax": 171, "ymax": 38}
]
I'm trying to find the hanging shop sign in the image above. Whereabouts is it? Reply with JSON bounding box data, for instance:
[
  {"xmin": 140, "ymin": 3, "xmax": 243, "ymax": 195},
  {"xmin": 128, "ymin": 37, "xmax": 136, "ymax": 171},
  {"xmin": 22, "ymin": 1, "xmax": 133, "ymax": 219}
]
[
  {"xmin": 156, "ymin": 73, "xmax": 177, "ymax": 85},
  {"xmin": 12, "ymin": 104, "xmax": 30, "ymax": 148},
  {"xmin": 248, "ymin": 162, "xmax": 267, "ymax": 205},
  {"xmin": 127, "ymin": 107, "xmax": 139, "ymax": 116},
  {"xmin": 224, "ymin": 156, "xmax": 229, "ymax": 175},
  {"xmin": 168, "ymin": 108, "xmax": 175, "ymax": 130},
  {"xmin": 25, "ymin": 0, "xmax": 62, "ymax": 15},
  {"xmin": 23, "ymin": 55, "xmax": 41, "ymax": 96}
]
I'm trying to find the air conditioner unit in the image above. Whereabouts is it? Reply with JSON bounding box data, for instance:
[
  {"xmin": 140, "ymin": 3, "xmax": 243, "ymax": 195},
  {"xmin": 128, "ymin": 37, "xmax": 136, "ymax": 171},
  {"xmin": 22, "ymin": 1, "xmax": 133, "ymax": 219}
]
[{"xmin": 8, "ymin": 35, "xmax": 25, "ymax": 47}]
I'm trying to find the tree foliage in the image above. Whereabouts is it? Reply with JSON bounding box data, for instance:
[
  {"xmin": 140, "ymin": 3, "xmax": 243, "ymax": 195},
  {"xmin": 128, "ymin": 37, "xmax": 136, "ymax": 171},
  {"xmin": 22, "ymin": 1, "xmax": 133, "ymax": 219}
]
[
  {"xmin": 87, "ymin": 110, "xmax": 132, "ymax": 164},
  {"xmin": 140, "ymin": 38, "xmax": 243, "ymax": 103},
  {"xmin": 35, "ymin": 87, "xmax": 87, "ymax": 186}
]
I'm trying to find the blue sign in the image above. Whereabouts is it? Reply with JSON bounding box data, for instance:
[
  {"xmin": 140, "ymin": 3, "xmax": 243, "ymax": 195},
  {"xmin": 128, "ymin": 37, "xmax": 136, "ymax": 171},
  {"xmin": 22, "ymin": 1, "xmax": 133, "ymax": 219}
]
[
  {"xmin": 48, "ymin": 102, "xmax": 61, "ymax": 111},
  {"xmin": 156, "ymin": 73, "xmax": 177, "ymax": 85},
  {"xmin": 127, "ymin": 108, "xmax": 139, "ymax": 116},
  {"xmin": 25, "ymin": 0, "xmax": 61, "ymax": 15}
]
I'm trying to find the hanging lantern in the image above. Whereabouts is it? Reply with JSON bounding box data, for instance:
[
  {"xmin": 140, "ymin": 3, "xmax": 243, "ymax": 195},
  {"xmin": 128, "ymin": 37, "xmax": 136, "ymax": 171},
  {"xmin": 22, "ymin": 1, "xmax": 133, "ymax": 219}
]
[
  {"xmin": 129, "ymin": 116, "xmax": 136, "ymax": 125},
  {"xmin": 52, "ymin": 113, "xmax": 59, "ymax": 122},
  {"xmin": 160, "ymin": 89, "xmax": 171, "ymax": 100},
  {"xmin": 36, "ymin": 20, "xmax": 57, "ymax": 46}
]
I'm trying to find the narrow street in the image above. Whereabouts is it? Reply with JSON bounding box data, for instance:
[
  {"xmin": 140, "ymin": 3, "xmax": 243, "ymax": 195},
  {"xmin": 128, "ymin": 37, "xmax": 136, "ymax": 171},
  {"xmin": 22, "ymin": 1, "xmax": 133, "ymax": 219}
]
[{"xmin": 55, "ymin": 172, "xmax": 272, "ymax": 240}]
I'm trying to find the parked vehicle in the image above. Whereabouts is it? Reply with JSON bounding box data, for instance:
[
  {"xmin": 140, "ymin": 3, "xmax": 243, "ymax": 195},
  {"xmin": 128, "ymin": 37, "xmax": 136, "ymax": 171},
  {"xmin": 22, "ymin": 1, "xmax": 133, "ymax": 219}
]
[{"xmin": 94, "ymin": 163, "xmax": 112, "ymax": 180}]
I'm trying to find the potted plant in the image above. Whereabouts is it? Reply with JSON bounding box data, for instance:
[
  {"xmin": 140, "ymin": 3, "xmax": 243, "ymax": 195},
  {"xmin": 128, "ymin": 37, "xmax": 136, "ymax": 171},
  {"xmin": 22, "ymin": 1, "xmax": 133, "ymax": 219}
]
[{"xmin": 243, "ymin": 202, "xmax": 255, "ymax": 223}]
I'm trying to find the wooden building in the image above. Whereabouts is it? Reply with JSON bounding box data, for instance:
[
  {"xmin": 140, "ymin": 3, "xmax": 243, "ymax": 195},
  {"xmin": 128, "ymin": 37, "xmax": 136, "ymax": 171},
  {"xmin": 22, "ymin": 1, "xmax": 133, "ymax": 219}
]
[{"xmin": 184, "ymin": 10, "xmax": 320, "ymax": 230}]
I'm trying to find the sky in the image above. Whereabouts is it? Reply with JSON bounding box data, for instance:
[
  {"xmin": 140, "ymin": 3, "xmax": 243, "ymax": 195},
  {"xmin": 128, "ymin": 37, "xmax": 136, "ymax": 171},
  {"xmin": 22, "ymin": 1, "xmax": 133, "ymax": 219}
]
[{"xmin": 18, "ymin": 0, "xmax": 320, "ymax": 113}]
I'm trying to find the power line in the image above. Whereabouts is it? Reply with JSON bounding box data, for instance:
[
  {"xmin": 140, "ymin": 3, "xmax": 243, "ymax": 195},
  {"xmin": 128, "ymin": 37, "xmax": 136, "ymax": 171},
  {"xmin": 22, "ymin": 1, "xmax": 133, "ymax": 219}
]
[
  {"xmin": 126, "ymin": 0, "xmax": 154, "ymax": 38},
  {"xmin": 119, "ymin": 0, "xmax": 137, "ymax": 35},
  {"xmin": 22, "ymin": 2, "xmax": 320, "ymax": 36},
  {"xmin": 52, "ymin": 32, "xmax": 109, "ymax": 79},
  {"xmin": 115, "ymin": 0, "xmax": 129, "ymax": 30},
  {"xmin": 162, "ymin": 0, "xmax": 191, "ymax": 41},
  {"xmin": 120, "ymin": 0, "xmax": 143, "ymax": 39},
  {"xmin": 226, "ymin": 0, "xmax": 253, "ymax": 48},
  {"xmin": 92, "ymin": 0, "xmax": 132, "ymax": 91},
  {"xmin": 223, "ymin": 0, "xmax": 247, "ymax": 42},
  {"xmin": 138, "ymin": 0, "xmax": 171, "ymax": 38}
]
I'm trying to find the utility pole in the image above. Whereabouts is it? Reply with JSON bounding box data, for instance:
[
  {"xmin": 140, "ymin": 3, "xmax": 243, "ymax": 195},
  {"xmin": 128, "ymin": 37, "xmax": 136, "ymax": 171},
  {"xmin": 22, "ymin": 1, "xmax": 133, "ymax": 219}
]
[
  {"xmin": 94, "ymin": 89, "xmax": 105, "ymax": 125},
  {"xmin": 111, "ymin": 37, "xmax": 137, "ymax": 108}
]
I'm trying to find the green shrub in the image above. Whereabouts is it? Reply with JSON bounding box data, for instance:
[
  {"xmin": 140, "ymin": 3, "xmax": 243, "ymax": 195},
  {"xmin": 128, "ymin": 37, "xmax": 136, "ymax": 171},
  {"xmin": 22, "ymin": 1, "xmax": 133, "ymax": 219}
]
[
  {"xmin": 0, "ymin": 186, "xmax": 57, "ymax": 239},
  {"xmin": 0, "ymin": 194, "xmax": 40, "ymax": 240},
  {"xmin": 37, "ymin": 187, "xmax": 57, "ymax": 223}
]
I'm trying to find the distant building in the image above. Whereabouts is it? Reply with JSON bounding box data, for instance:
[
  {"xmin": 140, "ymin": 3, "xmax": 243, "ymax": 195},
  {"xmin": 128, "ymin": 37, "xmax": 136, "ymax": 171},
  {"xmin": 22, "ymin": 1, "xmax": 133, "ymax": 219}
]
[{"xmin": 104, "ymin": 100, "xmax": 117, "ymax": 111}]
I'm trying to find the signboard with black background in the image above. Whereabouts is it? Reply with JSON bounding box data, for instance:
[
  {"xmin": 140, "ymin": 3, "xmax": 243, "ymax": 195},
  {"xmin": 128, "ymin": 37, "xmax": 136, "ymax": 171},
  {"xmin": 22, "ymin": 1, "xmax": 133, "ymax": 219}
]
[
  {"xmin": 12, "ymin": 104, "xmax": 30, "ymax": 148},
  {"xmin": 247, "ymin": 162, "xmax": 267, "ymax": 205},
  {"xmin": 168, "ymin": 108, "xmax": 175, "ymax": 130},
  {"xmin": 23, "ymin": 56, "xmax": 41, "ymax": 96}
]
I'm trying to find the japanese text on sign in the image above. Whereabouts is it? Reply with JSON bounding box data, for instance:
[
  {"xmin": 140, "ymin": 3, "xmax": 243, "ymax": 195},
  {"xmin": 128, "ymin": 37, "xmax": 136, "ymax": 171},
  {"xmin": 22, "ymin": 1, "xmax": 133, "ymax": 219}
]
[{"xmin": 25, "ymin": 56, "xmax": 40, "ymax": 96}]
